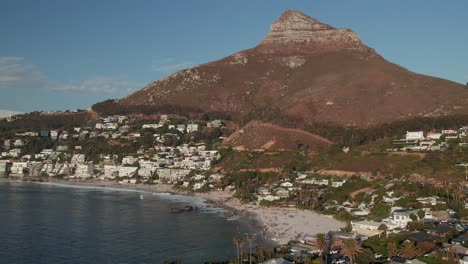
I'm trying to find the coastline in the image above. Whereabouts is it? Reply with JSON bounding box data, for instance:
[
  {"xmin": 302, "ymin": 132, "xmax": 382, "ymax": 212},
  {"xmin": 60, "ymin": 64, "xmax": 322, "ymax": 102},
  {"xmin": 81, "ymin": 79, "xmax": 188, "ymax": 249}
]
[{"xmin": 2, "ymin": 178, "xmax": 345, "ymax": 246}]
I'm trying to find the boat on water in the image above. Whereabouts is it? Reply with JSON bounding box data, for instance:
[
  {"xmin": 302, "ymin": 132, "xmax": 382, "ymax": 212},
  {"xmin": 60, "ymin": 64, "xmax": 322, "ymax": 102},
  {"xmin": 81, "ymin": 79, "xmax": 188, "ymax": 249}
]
[{"xmin": 140, "ymin": 195, "xmax": 144, "ymax": 200}]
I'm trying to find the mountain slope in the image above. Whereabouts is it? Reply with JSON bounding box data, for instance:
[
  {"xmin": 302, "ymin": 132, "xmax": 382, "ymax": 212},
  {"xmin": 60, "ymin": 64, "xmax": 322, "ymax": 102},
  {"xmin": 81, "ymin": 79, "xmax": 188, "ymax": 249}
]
[
  {"xmin": 223, "ymin": 121, "xmax": 332, "ymax": 151},
  {"xmin": 120, "ymin": 10, "xmax": 468, "ymax": 127}
]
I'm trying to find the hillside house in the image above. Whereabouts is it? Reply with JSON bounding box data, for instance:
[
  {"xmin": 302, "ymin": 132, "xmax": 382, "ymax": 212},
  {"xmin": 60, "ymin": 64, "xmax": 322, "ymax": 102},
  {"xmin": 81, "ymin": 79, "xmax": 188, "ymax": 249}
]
[
  {"xmin": 460, "ymin": 126, "xmax": 468, "ymax": 136},
  {"xmin": 13, "ymin": 139, "xmax": 24, "ymax": 147},
  {"xmin": 425, "ymin": 224, "xmax": 453, "ymax": 238},
  {"xmin": 186, "ymin": 123, "xmax": 199, "ymax": 133},
  {"xmin": 176, "ymin": 124, "xmax": 186, "ymax": 133},
  {"xmin": 332, "ymin": 180, "xmax": 346, "ymax": 187},
  {"xmin": 3, "ymin": 139, "xmax": 10, "ymax": 148},
  {"xmin": 50, "ymin": 130, "xmax": 59, "ymax": 140},
  {"xmin": 210, "ymin": 120, "xmax": 223, "ymax": 128},
  {"xmin": 351, "ymin": 220, "xmax": 383, "ymax": 237},
  {"xmin": 392, "ymin": 210, "xmax": 419, "ymax": 228},
  {"xmin": 142, "ymin": 124, "xmax": 161, "ymax": 129},
  {"xmin": 427, "ymin": 132, "xmax": 442, "ymax": 140},
  {"xmin": 406, "ymin": 131, "xmax": 424, "ymax": 140}
]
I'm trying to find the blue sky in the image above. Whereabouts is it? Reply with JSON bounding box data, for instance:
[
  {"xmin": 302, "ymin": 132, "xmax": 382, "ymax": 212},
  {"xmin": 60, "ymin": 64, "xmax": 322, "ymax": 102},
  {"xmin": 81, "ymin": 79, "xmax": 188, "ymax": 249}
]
[{"xmin": 1, "ymin": 0, "xmax": 467, "ymax": 112}]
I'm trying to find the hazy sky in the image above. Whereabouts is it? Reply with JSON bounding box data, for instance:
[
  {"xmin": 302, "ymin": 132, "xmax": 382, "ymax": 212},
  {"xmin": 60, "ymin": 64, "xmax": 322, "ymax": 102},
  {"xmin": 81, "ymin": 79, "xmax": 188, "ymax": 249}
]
[{"xmin": 1, "ymin": 0, "xmax": 467, "ymax": 112}]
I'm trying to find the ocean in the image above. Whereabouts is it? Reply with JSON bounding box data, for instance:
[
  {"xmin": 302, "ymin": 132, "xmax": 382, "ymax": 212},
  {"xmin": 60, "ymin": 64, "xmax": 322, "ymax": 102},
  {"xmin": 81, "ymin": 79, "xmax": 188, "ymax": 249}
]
[{"xmin": 0, "ymin": 180, "xmax": 256, "ymax": 264}]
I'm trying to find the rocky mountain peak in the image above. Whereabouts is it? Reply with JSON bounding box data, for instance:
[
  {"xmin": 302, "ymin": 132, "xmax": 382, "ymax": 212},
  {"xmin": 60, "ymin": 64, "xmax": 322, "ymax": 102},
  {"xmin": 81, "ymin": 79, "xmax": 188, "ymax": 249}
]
[
  {"xmin": 259, "ymin": 10, "xmax": 366, "ymax": 52},
  {"xmin": 271, "ymin": 10, "xmax": 334, "ymax": 32}
]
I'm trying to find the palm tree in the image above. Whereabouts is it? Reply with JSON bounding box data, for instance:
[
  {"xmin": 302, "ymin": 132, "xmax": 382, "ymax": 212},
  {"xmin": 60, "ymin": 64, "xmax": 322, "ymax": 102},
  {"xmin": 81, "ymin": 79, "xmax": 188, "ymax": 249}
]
[
  {"xmin": 246, "ymin": 233, "xmax": 253, "ymax": 264},
  {"xmin": 238, "ymin": 238, "xmax": 245, "ymax": 263},
  {"xmin": 398, "ymin": 241, "xmax": 422, "ymax": 259},
  {"xmin": 387, "ymin": 242, "xmax": 398, "ymax": 258},
  {"xmin": 341, "ymin": 239, "xmax": 362, "ymax": 264},
  {"xmin": 233, "ymin": 235, "xmax": 240, "ymax": 264},
  {"xmin": 315, "ymin": 233, "xmax": 329, "ymax": 259}
]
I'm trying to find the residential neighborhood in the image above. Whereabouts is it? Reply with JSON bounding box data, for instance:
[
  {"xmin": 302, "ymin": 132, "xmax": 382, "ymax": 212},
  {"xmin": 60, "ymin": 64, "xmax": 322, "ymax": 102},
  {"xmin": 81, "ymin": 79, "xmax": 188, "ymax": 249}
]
[{"xmin": 1, "ymin": 113, "xmax": 467, "ymax": 264}]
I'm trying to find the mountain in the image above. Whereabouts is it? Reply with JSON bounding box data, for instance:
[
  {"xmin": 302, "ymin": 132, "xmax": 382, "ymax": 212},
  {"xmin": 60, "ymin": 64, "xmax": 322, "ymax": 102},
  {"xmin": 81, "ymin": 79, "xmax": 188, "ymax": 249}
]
[{"xmin": 120, "ymin": 10, "xmax": 468, "ymax": 128}]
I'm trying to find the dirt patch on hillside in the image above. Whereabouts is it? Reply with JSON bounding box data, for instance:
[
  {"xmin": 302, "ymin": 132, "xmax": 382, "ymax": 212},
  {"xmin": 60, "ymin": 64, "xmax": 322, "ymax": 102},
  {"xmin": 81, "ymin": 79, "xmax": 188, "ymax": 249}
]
[{"xmin": 222, "ymin": 121, "xmax": 333, "ymax": 151}]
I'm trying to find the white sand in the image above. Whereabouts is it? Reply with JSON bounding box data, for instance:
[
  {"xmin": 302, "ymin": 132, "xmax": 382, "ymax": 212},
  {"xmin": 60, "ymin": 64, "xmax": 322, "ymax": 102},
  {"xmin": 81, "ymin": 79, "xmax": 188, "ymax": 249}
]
[{"xmin": 198, "ymin": 191, "xmax": 346, "ymax": 245}]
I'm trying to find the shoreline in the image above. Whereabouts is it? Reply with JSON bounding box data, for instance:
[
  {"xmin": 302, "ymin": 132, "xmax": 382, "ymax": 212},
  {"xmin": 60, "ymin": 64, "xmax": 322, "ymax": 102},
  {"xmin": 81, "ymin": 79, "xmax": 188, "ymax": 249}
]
[{"xmin": 2, "ymin": 177, "xmax": 345, "ymax": 246}]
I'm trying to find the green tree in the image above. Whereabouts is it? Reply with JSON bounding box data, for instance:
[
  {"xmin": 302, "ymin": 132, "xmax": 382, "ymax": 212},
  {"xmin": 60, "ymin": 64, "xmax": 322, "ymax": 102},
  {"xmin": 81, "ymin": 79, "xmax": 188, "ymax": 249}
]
[
  {"xmin": 341, "ymin": 239, "xmax": 362, "ymax": 264},
  {"xmin": 417, "ymin": 210, "xmax": 425, "ymax": 220},
  {"xmin": 409, "ymin": 213, "xmax": 418, "ymax": 222},
  {"xmin": 378, "ymin": 224, "xmax": 388, "ymax": 238}
]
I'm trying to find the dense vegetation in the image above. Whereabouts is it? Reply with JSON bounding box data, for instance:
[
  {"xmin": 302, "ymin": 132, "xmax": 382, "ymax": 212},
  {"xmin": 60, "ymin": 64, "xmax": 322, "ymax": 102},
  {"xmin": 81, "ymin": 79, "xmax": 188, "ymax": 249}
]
[
  {"xmin": 91, "ymin": 99, "xmax": 202, "ymax": 117},
  {"xmin": 0, "ymin": 111, "xmax": 92, "ymax": 137},
  {"xmin": 306, "ymin": 115, "xmax": 468, "ymax": 146}
]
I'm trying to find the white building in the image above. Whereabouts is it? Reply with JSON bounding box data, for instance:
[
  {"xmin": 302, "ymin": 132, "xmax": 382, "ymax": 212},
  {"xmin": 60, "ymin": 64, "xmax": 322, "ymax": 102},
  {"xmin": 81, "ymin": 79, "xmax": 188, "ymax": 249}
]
[
  {"xmin": 138, "ymin": 161, "xmax": 159, "ymax": 179},
  {"xmin": 118, "ymin": 166, "xmax": 138, "ymax": 178},
  {"xmin": 142, "ymin": 124, "xmax": 161, "ymax": 129},
  {"xmin": 157, "ymin": 168, "xmax": 191, "ymax": 183},
  {"xmin": 187, "ymin": 124, "xmax": 199, "ymax": 133},
  {"xmin": 74, "ymin": 164, "xmax": 94, "ymax": 178},
  {"xmin": 332, "ymin": 180, "xmax": 346, "ymax": 188},
  {"xmin": 3, "ymin": 140, "xmax": 10, "ymax": 148},
  {"xmin": 406, "ymin": 131, "xmax": 424, "ymax": 140},
  {"xmin": 427, "ymin": 132, "xmax": 442, "ymax": 140},
  {"xmin": 351, "ymin": 221, "xmax": 383, "ymax": 237},
  {"xmin": 392, "ymin": 210, "xmax": 419, "ymax": 228},
  {"xmin": 71, "ymin": 154, "xmax": 86, "ymax": 165},
  {"xmin": 122, "ymin": 156, "xmax": 136, "ymax": 165},
  {"xmin": 10, "ymin": 162, "xmax": 28, "ymax": 175},
  {"xmin": 459, "ymin": 127, "xmax": 468, "ymax": 136},
  {"xmin": 103, "ymin": 165, "xmax": 119, "ymax": 179},
  {"xmin": 176, "ymin": 124, "xmax": 186, "ymax": 133},
  {"xmin": 104, "ymin": 123, "xmax": 118, "ymax": 130},
  {"xmin": 442, "ymin": 129, "xmax": 458, "ymax": 135},
  {"xmin": 13, "ymin": 139, "xmax": 24, "ymax": 147},
  {"xmin": 50, "ymin": 130, "xmax": 59, "ymax": 140},
  {"xmin": 8, "ymin": 149, "xmax": 21, "ymax": 158}
]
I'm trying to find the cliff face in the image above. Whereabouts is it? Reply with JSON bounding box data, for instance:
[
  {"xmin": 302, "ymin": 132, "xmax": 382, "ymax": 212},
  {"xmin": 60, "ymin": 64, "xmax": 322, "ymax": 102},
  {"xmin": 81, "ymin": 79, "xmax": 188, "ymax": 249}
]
[
  {"xmin": 120, "ymin": 10, "xmax": 468, "ymax": 127},
  {"xmin": 259, "ymin": 10, "xmax": 368, "ymax": 53}
]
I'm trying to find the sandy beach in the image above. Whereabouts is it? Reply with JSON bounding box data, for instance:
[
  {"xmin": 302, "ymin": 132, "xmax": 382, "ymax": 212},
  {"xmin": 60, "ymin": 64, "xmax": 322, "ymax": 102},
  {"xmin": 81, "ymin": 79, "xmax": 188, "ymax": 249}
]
[
  {"xmin": 9, "ymin": 178, "xmax": 345, "ymax": 245},
  {"xmin": 197, "ymin": 191, "xmax": 345, "ymax": 245}
]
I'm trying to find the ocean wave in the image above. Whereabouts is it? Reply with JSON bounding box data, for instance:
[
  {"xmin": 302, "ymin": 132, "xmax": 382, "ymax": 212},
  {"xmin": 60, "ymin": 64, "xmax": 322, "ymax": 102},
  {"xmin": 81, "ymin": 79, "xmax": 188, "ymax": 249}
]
[{"xmin": 14, "ymin": 180, "xmax": 228, "ymax": 217}]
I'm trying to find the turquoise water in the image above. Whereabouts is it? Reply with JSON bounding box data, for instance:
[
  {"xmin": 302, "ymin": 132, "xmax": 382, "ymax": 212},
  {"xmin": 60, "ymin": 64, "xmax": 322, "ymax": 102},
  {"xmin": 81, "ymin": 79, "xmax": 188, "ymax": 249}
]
[{"xmin": 0, "ymin": 180, "xmax": 256, "ymax": 263}]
